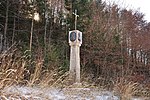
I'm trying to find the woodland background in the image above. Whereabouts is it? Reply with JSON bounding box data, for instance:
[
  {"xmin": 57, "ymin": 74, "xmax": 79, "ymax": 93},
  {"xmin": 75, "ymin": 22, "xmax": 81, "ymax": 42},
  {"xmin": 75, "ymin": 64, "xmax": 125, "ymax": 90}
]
[{"xmin": 0, "ymin": 0, "xmax": 150, "ymax": 97}]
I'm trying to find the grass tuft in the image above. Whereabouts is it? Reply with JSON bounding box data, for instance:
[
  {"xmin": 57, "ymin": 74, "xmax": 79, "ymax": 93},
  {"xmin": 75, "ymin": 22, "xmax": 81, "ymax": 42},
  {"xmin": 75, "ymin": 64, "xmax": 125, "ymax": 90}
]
[{"xmin": 113, "ymin": 78, "xmax": 139, "ymax": 100}]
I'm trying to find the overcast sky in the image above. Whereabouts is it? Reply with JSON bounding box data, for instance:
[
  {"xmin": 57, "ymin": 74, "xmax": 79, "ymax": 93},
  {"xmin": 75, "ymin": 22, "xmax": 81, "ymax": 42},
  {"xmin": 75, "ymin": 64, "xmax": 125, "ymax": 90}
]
[{"xmin": 103, "ymin": 0, "xmax": 150, "ymax": 22}]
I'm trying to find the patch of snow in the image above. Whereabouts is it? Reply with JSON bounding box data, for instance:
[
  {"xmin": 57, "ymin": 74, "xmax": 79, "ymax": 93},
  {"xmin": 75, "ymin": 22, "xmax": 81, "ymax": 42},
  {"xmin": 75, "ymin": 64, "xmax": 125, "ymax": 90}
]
[
  {"xmin": 131, "ymin": 97, "xmax": 147, "ymax": 100},
  {"xmin": 0, "ymin": 86, "xmax": 148, "ymax": 100},
  {"xmin": 96, "ymin": 94, "xmax": 119, "ymax": 100}
]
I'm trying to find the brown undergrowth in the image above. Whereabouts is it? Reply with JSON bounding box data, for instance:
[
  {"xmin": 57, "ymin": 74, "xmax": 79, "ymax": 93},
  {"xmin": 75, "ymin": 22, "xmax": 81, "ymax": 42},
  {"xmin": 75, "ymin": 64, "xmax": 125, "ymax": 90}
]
[
  {"xmin": 0, "ymin": 47, "xmax": 67, "ymax": 89},
  {"xmin": 0, "ymin": 48, "xmax": 26, "ymax": 89},
  {"xmin": 0, "ymin": 47, "xmax": 150, "ymax": 99},
  {"xmin": 113, "ymin": 77, "xmax": 140, "ymax": 100},
  {"xmin": 81, "ymin": 67, "xmax": 150, "ymax": 99},
  {"xmin": 113, "ymin": 77, "xmax": 150, "ymax": 100}
]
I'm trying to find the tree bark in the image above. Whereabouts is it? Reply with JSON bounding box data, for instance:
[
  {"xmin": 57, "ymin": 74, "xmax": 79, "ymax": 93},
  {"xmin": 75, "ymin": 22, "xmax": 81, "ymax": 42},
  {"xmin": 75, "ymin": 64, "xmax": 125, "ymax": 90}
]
[
  {"xmin": 12, "ymin": 16, "xmax": 16, "ymax": 44},
  {"xmin": 29, "ymin": 19, "xmax": 34, "ymax": 52},
  {"xmin": 4, "ymin": 0, "xmax": 9, "ymax": 50},
  {"xmin": 44, "ymin": 14, "xmax": 48, "ymax": 56}
]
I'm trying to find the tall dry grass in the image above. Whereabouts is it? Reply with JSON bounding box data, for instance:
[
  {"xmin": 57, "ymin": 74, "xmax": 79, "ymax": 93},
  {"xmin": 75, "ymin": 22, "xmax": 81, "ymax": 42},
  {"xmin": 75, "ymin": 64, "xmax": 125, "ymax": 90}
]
[
  {"xmin": 0, "ymin": 46, "xmax": 70, "ymax": 99},
  {"xmin": 0, "ymin": 48, "xmax": 26, "ymax": 89},
  {"xmin": 0, "ymin": 46, "xmax": 67, "ymax": 89},
  {"xmin": 113, "ymin": 77, "xmax": 150, "ymax": 99},
  {"xmin": 113, "ymin": 77, "xmax": 140, "ymax": 100}
]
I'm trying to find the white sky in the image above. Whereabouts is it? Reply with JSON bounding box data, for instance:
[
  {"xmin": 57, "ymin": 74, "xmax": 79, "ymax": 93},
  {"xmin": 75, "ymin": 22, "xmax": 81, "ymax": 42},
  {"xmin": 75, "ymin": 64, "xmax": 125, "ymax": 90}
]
[{"xmin": 103, "ymin": 0, "xmax": 150, "ymax": 22}]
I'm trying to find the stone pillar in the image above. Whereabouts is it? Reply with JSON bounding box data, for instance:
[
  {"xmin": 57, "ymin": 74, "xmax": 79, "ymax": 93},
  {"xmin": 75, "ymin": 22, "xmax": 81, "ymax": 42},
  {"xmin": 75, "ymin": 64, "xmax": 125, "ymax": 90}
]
[
  {"xmin": 69, "ymin": 30, "xmax": 82, "ymax": 84},
  {"xmin": 69, "ymin": 45, "xmax": 76, "ymax": 82},
  {"xmin": 75, "ymin": 45, "xmax": 80, "ymax": 83}
]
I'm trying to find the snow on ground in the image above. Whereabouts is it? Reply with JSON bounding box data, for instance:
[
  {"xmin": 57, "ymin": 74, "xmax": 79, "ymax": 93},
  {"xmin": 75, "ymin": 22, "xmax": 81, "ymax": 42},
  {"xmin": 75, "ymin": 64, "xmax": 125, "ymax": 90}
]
[{"xmin": 0, "ymin": 86, "xmax": 146, "ymax": 100}]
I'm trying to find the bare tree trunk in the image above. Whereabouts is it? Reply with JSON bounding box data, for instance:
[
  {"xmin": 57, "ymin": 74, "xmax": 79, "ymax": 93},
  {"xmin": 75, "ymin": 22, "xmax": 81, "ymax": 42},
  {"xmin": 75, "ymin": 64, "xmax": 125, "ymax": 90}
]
[
  {"xmin": 44, "ymin": 14, "xmax": 48, "ymax": 57},
  {"xmin": 44, "ymin": 0, "xmax": 49, "ymax": 57},
  {"xmin": 29, "ymin": 0, "xmax": 35, "ymax": 52},
  {"xmin": 29, "ymin": 19, "xmax": 34, "ymax": 51},
  {"xmin": 0, "ymin": 34, "xmax": 3, "ymax": 52},
  {"xmin": 12, "ymin": 16, "xmax": 16, "ymax": 44},
  {"xmin": 4, "ymin": 0, "xmax": 9, "ymax": 50}
]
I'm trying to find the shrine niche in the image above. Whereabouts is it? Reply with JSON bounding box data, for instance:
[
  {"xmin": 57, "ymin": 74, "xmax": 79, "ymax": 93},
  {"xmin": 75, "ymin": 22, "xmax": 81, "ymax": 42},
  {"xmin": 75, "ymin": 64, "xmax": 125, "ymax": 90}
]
[
  {"xmin": 70, "ymin": 32, "xmax": 76, "ymax": 42},
  {"xmin": 69, "ymin": 30, "xmax": 82, "ymax": 45}
]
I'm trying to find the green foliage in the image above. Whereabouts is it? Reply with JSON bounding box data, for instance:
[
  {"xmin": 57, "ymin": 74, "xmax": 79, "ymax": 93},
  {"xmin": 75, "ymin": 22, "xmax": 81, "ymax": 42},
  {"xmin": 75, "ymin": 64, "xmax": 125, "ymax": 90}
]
[
  {"xmin": 66, "ymin": 0, "xmax": 91, "ymax": 31},
  {"xmin": 44, "ymin": 45, "xmax": 60, "ymax": 69},
  {"xmin": 113, "ymin": 34, "xmax": 120, "ymax": 44},
  {"xmin": 43, "ymin": 42, "xmax": 69, "ymax": 73},
  {"xmin": 59, "ymin": 59, "xmax": 69, "ymax": 74}
]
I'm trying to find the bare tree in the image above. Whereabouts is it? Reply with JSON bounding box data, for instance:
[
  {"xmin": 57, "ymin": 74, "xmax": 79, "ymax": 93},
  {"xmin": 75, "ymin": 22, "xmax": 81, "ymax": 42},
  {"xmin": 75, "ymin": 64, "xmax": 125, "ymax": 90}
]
[{"xmin": 3, "ymin": 0, "xmax": 9, "ymax": 50}]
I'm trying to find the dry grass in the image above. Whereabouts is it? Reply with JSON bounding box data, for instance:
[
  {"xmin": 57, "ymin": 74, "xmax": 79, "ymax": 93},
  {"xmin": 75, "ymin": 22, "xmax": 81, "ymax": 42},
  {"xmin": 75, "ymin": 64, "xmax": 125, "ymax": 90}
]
[
  {"xmin": 0, "ymin": 92, "xmax": 29, "ymax": 100},
  {"xmin": 0, "ymin": 46, "xmax": 65, "ymax": 88},
  {"xmin": 28, "ymin": 55, "xmax": 68, "ymax": 88},
  {"xmin": 28, "ymin": 57, "xmax": 44, "ymax": 86},
  {"xmin": 0, "ymin": 48, "xmax": 26, "ymax": 89},
  {"xmin": 0, "ymin": 47, "xmax": 149, "ymax": 100},
  {"xmin": 0, "ymin": 47, "xmax": 67, "ymax": 99},
  {"xmin": 113, "ymin": 78, "xmax": 142, "ymax": 100}
]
